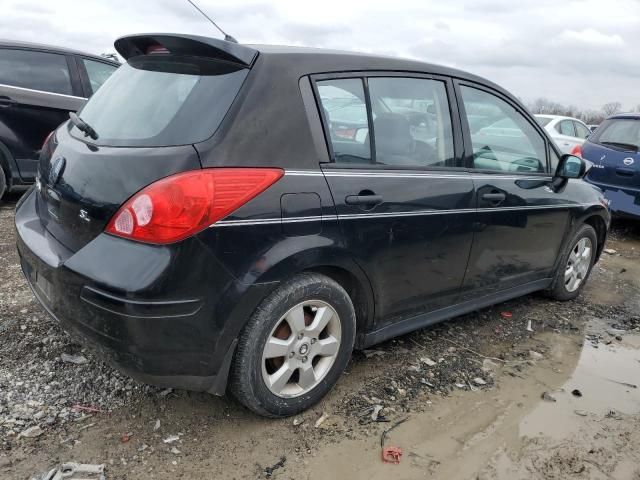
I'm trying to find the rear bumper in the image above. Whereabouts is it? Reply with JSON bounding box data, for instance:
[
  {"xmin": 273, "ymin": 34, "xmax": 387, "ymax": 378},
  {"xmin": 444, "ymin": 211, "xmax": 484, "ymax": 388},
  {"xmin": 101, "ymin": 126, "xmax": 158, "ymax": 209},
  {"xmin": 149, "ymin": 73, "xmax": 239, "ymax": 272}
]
[
  {"xmin": 15, "ymin": 190, "xmax": 272, "ymax": 394},
  {"xmin": 585, "ymin": 179, "xmax": 640, "ymax": 219}
]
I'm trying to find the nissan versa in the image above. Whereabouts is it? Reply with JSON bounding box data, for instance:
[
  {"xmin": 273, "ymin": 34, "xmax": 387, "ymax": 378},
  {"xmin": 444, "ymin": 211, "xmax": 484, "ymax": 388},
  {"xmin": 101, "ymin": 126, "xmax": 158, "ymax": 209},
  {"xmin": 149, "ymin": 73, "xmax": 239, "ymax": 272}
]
[{"xmin": 15, "ymin": 33, "xmax": 610, "ymax": 417}]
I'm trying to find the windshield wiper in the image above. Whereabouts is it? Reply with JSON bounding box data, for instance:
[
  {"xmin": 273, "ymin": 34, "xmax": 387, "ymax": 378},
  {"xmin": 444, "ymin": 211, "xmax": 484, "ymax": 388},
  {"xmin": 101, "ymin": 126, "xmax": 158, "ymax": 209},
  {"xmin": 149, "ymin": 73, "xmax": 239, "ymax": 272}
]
[
  {"xmin": 600, "ymin": 141, "xmax": 638, "ymax": 152},
  {"xmin": 69, "ymin": 112, "xmax": 99, "ymax": 140}
]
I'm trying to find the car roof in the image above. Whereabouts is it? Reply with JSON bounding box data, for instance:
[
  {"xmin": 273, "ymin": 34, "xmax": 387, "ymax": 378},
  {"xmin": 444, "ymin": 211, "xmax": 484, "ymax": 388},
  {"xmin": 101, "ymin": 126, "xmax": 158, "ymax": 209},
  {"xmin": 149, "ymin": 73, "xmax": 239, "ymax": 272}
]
[
  {"xmin": 535, "ymin": 114, "xmax": 587, "ymax": 124},
  {"xmin": 609, "ymin": 113, "xmax": 640, "ymax": 120},
  {"xmin": 0, "ymin": 39, "xmax": 119, "ymax": 65},
  {"xmin": 115, "ymin": 33, "xmax": 511, "ymax": 98}
]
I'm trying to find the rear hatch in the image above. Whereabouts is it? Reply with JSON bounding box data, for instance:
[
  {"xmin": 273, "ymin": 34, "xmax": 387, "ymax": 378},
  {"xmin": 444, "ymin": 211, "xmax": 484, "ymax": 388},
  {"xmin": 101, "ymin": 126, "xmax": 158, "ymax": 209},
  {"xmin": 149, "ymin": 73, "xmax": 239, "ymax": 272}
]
[
  {"xmin": 583, "ymin": 117, "xmax": 640, "ymax": 191},
  {"xmin": 36, "ymin": 34, "xmax": 256, "ymax": 252}
]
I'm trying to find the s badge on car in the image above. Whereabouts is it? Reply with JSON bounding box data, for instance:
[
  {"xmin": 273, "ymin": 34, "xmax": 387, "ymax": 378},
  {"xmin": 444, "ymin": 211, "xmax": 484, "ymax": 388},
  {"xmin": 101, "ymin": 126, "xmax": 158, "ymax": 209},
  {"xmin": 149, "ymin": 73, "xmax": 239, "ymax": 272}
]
[
  {"xmin": 623, "ymin": 157, "xmax": 634, "ymax": 166},
  {"xmin": 79, "ymin": 209, "xmax": 91, "ymax": 223},
  {"xmin": 48, "ymin": 157, "xmax": 66, "ymax": 185}
]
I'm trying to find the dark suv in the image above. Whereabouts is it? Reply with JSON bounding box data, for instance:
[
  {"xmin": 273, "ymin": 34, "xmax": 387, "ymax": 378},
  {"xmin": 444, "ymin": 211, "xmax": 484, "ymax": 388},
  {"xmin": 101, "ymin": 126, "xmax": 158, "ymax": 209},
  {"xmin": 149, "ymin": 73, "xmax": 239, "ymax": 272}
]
[
  {"xmin": 15, "ymin": 33, "xmax": 610, "ymax": 417},
  {"xmin": 0, "ymin": 40, "xmax": 119, "ymax": 198}
]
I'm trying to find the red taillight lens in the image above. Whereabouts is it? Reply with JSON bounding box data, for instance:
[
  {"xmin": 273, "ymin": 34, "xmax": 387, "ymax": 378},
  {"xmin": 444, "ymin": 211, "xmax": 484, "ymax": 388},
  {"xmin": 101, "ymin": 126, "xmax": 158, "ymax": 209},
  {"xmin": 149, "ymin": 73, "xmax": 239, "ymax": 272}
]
[
  {"xmin": 42, "ymin": 130, "xmax": 54, "ymax": 149},
  {"xmin": 105, "ymin": 168, "xmax": 284, "ymax": 244},
  {"xmin": 570, "ymin": 144, "xmax": 583, "ymax": 158}
]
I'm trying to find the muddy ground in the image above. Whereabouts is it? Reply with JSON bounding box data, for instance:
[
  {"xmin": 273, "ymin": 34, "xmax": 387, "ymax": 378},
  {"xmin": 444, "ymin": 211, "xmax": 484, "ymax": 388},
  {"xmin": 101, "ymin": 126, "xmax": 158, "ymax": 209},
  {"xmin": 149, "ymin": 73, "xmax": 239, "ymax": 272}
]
[{"xmin": 1, "ymin": 190, "xmax": 639, "ymax": 480}]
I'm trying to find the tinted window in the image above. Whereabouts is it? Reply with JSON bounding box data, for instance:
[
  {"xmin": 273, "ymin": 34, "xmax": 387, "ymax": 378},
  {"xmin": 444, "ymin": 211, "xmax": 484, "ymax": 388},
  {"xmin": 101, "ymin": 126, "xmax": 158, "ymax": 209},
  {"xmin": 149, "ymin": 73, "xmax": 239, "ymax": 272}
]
[
  {"xmin": 317, "ymin": 78, "xmax": 371, "ymax": 163},
  {"xmin": 591, "ymin": 119, "xmax": 640, "ymax": 150},
  {"xmin": 550, "ymin": 147, "xmax": 561, "ymax": 171},
  {"xmin": 460, "ymin": 86, "xmax": 547, "ymax": 173},
  {"xmin": 574, "ymin": 122, "xmax": 591, "ymax": 139},
  {"xmin": 368, "ymin": 77, "xmax": 455, "ymax": 167},
  {"xmin": 0, "ymin": 48, "xmax": 72, "ymax": 95},
  {"xmin": 72, "ymin": 56, "xmax": 248, "ymax": 147},
  {"xmin": 557, "ymin": 120, "xmax": 575, "ymax": 137},
  {"xmin": 82, "ymin": 59, "xmax": 118, "ymax": 93}
]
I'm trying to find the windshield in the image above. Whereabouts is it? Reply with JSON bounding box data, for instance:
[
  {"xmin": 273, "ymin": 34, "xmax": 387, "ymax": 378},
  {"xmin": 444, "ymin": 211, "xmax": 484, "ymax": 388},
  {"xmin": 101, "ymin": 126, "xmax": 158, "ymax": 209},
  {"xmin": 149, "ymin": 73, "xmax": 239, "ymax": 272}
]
[
  {"xmin": 592, "ymin": 118, "xmax": 640, "ymax": 150},
  {"xmin": 535, "ymin": 116, "xmax": 552, "ymax": 127},
  {"xmin": 71, "ymin": 55, "xmax": 248, "ymax": 147}
]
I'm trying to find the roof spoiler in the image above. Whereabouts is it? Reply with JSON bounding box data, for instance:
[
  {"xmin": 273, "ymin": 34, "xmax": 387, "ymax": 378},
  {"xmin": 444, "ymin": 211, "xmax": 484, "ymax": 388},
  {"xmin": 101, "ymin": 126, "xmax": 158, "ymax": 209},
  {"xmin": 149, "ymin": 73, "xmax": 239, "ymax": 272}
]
[{"xmin": 114, "ymin": 33, "xmax": 258, "ymax": 67}]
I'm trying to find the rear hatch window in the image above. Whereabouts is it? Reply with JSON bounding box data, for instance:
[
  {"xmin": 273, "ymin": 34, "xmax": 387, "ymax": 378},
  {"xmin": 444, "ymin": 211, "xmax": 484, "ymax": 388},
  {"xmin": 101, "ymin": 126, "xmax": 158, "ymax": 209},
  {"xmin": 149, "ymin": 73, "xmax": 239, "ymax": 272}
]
[
  {"xmin": 590, "ymin": 118, "xmax": 640, "ymax": 153},
  {"xmin": 71, "ymin": 55, "xmax": 248, "ymax": 147}
]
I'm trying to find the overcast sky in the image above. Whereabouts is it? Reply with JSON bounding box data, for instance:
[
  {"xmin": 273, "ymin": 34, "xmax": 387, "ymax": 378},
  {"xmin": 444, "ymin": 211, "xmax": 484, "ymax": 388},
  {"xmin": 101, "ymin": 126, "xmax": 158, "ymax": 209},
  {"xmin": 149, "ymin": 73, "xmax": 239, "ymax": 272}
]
[{"xmin": 2, "ymin": 0, "xmax": 638, "ymax": 110}]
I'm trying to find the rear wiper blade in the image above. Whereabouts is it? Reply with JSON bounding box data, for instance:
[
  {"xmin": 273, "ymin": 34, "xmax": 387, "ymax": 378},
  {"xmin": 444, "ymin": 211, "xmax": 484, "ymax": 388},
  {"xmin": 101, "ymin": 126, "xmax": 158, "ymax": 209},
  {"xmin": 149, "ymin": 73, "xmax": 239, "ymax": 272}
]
[
  {"xmin": 69, "ymin": 112, "xmax": 98, "ymax": 140},
  {"xmin": 600, "ymin": 141, "xmax": 638, "ymax": 152}
]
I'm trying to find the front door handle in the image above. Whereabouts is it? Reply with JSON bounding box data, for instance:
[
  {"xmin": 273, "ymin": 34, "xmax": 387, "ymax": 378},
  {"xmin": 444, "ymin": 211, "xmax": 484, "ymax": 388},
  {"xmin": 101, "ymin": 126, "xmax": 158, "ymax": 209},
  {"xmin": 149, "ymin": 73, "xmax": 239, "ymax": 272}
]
[
  {"xmin": 0, "ymin": 96, "xmax": 18, "ymax": 108},
  {"xmin": 482, "ymin": 192, "xmax": 506, "ymax": 203},
  {"xmin": 345, "ymin": 194, "xmax": 383, "ymax": 206}
]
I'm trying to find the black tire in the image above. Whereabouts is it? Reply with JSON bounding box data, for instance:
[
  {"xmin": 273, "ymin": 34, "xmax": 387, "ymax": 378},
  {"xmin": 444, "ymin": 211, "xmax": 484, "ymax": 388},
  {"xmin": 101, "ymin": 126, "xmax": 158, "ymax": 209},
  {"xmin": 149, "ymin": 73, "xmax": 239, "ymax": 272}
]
[
  {"xmin": 229, "ymin": 272, "xmax": 356, "ymax": 417},
  {"xmin": 0, "ymin": 167, "xmax": 6, "ymax": 200},
  {"xmin": 548, "ymin": 224, "xmax": 598, "ymax": 301}
]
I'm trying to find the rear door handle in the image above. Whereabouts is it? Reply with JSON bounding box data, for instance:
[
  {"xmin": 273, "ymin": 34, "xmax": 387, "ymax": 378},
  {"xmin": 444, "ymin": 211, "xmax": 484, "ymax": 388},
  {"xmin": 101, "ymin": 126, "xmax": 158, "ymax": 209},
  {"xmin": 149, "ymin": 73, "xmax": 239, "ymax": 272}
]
[
  {"xmin": 0, "ymin": 96, "xmax": 18, "ymax": 108},
  {"xmin": 482, "ymin": 193, "xmax": 506, "ymax": 202},
  {"xmin": 345, "ymin": 194, "xmax": 383, "ymax": 206}
]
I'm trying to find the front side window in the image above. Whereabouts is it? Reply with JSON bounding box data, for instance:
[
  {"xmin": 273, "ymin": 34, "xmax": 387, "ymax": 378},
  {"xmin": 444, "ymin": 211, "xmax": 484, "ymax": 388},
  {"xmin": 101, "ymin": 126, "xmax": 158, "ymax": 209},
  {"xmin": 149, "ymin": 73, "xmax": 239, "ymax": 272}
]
[
  {"xmin": 0, "ymin": 48, "xmax": 72, "ymax": 95},
  {"xmin": 316, "ymin": 78, "xmax": 371, "ymax": 163},
  {"xmin": 368, "ymin": 77, "xmax": 455, "ymax": 167},
  {"xmin": 460, "ymin": 86, "xmax": 547, "ymax": 173},
  {"xmin": 82, "ymin": 58, "xmax": 118, "ymax": 94},
  {"xmin": 557, "ymin": 120, "xmax": 575, "ymax": 137}
]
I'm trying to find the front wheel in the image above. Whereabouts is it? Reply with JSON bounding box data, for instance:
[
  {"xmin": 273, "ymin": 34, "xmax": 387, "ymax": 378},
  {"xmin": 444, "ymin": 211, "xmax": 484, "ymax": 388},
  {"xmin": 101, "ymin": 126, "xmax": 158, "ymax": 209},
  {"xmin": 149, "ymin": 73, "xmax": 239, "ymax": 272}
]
[
  {"xmin": 548, "ymin": 224, "xmax": 597, "ymax": 301},
  {"xmin": 0, "ymin": 168, "xmax": 6, "ymax": 200},
  {"xmin": 229, "ymin": 273, "xmax": 356, "ymax": 417}
]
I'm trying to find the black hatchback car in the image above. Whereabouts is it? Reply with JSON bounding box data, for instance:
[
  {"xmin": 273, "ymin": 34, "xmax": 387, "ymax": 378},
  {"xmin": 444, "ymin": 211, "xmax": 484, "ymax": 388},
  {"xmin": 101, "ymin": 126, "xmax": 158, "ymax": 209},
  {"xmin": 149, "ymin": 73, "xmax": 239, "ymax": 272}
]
[
  {"xmin": 16, "ymin": 33, "xmax": 610, "ymax": 417},
  {"xmin": 0, "ymin": 40, "xmax": 119, "ymax": 198}
]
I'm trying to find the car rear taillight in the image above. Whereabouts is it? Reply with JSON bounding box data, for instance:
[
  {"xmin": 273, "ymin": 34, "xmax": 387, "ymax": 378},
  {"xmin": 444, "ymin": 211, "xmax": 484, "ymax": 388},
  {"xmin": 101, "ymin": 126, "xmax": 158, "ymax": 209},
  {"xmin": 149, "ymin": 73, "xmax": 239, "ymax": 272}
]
[
  {"xmin": 42, "ymin": 131, "xmax": 54, "ymax": 149},
  {"xmin": 105, "ymin": 168, "xmax": 283, "ymax": 244},
  {"xmin": 570, "ymin": 144, "xmax": 583, "ymax": 158}
]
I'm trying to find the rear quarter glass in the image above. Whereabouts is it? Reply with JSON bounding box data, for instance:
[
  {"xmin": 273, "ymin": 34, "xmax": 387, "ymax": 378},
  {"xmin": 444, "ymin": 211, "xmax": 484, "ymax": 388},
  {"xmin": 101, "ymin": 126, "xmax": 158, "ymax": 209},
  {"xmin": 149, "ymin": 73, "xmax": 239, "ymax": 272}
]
[{"xmin": 69, "ymin": 55, "xmax": 249, "ymax": 147}]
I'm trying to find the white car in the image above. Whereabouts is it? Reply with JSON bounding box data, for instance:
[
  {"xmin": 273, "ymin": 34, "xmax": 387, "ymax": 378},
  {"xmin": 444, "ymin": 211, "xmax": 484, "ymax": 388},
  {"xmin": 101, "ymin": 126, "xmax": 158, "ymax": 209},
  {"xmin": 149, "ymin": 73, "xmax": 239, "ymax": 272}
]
[{"xmin": 535, "ymin": 115, "xmax": 592, "ymax": 154}]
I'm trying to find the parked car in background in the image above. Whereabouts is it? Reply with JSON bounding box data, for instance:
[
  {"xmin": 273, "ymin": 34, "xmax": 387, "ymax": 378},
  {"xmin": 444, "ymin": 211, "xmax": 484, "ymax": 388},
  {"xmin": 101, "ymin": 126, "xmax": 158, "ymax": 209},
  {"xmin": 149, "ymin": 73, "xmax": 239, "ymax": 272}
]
[
  {"xmin": 588, "ymin": 124, "xmax": 599, "ymax": 132},
  {"xmin": 16, "ymin": 33, "xmax": 609, "ymax": 418},
  {"xmin": 0, "ymin": 40, "xmax": 119, "ymax": 198},
  {"xmin": 535, "ymin": 115, "xmax": 592, "ymax": 155},
  {"xmin": 581, "ymin": 114, "xmax": 640, "ymax": 219}
]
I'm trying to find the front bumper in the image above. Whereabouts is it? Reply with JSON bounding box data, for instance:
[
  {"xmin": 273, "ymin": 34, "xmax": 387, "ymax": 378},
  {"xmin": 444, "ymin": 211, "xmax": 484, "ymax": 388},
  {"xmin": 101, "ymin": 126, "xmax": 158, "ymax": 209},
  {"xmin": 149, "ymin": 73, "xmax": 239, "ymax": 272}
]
[{"xmin": 15, "ymin": 190, "xmax": 271, "ymax": 394}]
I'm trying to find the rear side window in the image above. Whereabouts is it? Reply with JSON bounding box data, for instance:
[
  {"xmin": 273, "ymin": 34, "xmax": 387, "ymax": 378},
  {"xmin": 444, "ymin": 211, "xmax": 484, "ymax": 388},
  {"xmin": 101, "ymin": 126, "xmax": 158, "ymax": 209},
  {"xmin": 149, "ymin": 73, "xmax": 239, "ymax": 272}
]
[
  {"xmin": 317, "ymin": 78, "xmax": 371, "ymax": 163},
  {"xmin": 316, "ymin": 76, "xmax": 455, "ymax": 167},
  {"xmin": 557, "ymin": 120, "xmax": 575, "ymax": 137},
  {"xmin": 72, "ymin": 55, "xmax": 248, "ymax": 147},
  {"xmin": 460, "ymin": 86, "xmax": 547, "ymax": 173},
  {"xmin": 82, "ymin": 58, "xmax": 118, "ymax": 94},
  {"xmin": 591, "ymin": 119, "xmax": 640, "ymax": 151},
  {"xmin": 0, "ymin": 48, "xmax": 72, "ymax": 95},
  {"xmin": 368, "ymin": 77, "xmax": 455, "ymax": 167},
  {"xmin": 574, "ymin": 122, "xmax": 591, "ymax": 139}
]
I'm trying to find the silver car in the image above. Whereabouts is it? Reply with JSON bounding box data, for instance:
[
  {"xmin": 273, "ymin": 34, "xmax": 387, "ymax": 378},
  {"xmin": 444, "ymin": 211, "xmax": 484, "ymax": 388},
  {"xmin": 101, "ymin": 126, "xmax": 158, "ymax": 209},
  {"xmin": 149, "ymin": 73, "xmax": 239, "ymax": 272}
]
[{"xmin": 535, "ymin": 115, "xmax": 592, "ymax": 154}]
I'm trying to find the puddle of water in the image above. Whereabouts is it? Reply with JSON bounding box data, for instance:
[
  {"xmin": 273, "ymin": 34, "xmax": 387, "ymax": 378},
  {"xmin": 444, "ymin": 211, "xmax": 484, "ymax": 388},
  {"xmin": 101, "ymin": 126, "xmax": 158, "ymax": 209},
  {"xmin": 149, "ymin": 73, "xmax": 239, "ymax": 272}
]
[{"xmin": 520, "ymin": 340, "xmax": 640, "ymax": 440}]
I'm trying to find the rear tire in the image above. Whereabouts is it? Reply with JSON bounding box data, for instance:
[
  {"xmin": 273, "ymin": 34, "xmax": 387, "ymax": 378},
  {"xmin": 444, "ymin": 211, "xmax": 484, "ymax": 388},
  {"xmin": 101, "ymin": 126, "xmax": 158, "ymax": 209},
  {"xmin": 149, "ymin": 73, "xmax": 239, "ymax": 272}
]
[
  {"xmin": 548, "ymin": 224, "xmax": 597, "ymax": 301},
  {"xmin": 229, "ymin": 272, "xmax": 356, "ymax": 418},
  {"xmin": 0, "ymin": 167, "xmax": 6, "ymax": 200}
]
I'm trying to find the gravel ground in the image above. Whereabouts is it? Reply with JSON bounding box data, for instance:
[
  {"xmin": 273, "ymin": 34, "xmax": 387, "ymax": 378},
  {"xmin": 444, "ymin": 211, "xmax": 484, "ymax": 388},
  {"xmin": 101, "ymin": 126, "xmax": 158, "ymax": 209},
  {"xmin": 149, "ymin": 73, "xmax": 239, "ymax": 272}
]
[{"xmin": 1, "ymin": 190, "xmax": 639, "ymax": 479}]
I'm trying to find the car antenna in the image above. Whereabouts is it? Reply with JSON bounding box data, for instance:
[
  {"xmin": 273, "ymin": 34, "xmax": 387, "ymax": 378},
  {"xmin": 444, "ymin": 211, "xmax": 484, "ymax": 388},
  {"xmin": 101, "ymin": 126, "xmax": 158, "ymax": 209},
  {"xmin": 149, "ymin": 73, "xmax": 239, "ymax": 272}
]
[{"xmin": 186, "ymin": 0, "xmax": 238, "ymax": 43}]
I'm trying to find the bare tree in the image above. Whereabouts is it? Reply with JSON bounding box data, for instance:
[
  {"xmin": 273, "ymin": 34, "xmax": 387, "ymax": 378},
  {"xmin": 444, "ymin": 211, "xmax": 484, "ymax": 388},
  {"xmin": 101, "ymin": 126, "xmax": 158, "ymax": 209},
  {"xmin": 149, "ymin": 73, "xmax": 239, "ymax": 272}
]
[{"xmin": 602, "ymin": 102, "xmax": 622, "ymax": 117}]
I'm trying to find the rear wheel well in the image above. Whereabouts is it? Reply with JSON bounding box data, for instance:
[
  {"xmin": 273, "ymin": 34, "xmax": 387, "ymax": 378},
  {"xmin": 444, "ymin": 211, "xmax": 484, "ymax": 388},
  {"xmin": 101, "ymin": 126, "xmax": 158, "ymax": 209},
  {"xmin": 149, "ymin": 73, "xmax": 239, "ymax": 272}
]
[
  {"xmin": 583, "ymin": 215, "xmax": 607, "ymax": 260},
  {"xmin": 303, "ymin": 266, "xmax": 371, "ymax": 344}
]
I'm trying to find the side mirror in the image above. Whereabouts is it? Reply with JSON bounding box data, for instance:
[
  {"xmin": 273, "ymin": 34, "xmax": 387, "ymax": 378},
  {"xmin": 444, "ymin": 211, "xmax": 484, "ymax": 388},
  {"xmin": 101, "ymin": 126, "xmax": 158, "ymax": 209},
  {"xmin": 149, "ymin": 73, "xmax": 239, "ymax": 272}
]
[{"xmin": 555, "ymin": 154, "xmax": 586, "ymax": 179}]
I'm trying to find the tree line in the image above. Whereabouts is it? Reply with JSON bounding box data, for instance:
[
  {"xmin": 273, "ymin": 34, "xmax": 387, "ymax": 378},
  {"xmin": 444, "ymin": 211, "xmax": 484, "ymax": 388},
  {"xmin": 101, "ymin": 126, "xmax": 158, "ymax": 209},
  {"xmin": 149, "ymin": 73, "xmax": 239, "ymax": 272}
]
[{"xmin": 527, "ymin": 99, "xmax": 640, "ymax": 125}]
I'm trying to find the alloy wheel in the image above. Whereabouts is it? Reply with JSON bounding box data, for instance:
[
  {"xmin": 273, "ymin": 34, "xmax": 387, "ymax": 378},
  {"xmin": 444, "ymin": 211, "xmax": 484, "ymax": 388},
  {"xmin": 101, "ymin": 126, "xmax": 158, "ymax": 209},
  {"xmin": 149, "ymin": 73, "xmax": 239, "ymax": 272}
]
[
  {"xmin": 564, "ymin": 237, "xmax": 593, "ymax": 292},
  {"xmin": 261, "ymin": 300, "xmax": 341, "ymax": 398}
]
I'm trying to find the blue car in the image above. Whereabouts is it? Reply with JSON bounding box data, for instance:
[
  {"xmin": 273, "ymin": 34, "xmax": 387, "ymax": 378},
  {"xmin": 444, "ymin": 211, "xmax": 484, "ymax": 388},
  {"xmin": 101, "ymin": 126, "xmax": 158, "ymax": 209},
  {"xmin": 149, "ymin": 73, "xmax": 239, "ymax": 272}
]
[{"xmin": 582, "ymin": 114, "xmax": 640, "ymax": 219}]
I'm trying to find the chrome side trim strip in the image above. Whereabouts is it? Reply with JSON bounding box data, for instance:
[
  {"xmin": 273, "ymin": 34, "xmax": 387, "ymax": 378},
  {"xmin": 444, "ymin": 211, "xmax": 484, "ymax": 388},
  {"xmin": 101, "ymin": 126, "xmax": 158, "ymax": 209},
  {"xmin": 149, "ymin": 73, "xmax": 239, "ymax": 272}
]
[
  {"xmin": 285, "ymin": 169, "xmax": 551, "ymax": 181},
  {"xmin": 212, "ymin": 203, "xmax": 591, "ymax": 227},
  {"xmin": 0, "ymin": 82, "xmax": 87, "ymax": 100}
]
